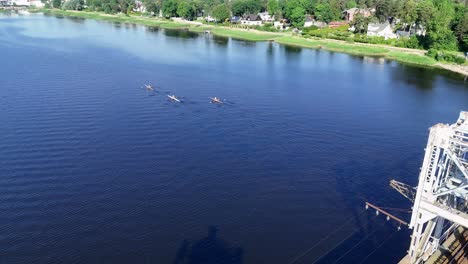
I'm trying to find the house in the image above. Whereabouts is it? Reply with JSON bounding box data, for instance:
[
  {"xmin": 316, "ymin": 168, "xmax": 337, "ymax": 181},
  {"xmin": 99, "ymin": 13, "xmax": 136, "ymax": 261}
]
[
  {"xmin": 303, "ymin": 15, "xmax": 313, "ymax": 27},
  {"xmin": 133, "ymin": 0, "xmax": 145, "ymax": 12},
  {"xmin": 367, "ymin": 21, "xmax": 397, "ymax": 39},
  {"xmin": 230, "ymin": 16, "xmax": 241, "ymax": 24},
  {"xmin": 241, "ymin": 14, "xmax": 262, "ymax": 26},
  {"xmin": 328, "ymin": 21, "xmax": 348, "ymax": 28},
  {"xmin": 343, "ymin": 8, "xmax": 373, "ymax": 22},
  {"xmin": 205, "ymin": 16, "xmax": 216, "ymax": 22},
  {"xmin": 10, "ymin": 0, "xmax": 29, "ymax": 5},
  {"xmin": 274, "ymin": 19, "xmax": 289, "ymax": 30},
  {"xmin": 303, "ymin": 15, "xmax": 327, "ymax": 28},
  {"xmin": 258, "ymin": 12, "xmax": 273, "ymax": 22},
  {"xmin": 396, "ymin": 30, "xmax": 411, "ymax": 38}
]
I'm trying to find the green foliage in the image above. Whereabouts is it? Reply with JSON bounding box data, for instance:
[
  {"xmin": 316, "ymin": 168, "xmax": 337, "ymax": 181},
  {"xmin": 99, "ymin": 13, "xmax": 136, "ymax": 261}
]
[
  {"xmin": 415, "ymin": 0, "xmax": 434, "ymax": 27},
  {"xmin": 345, "ymin": 0, "xmax": 357, "ymax": 9},
  {"xmin": 52, "ymin": 0, "xmax": 61, "ymax": 8},
  {"xmin": 375, "ymin": 0, "xmax": 392, "ymax": 22},
  {"xmin": 62, "ymin": 0, "xmax": 84, "ymax": 10},
  {"xmin": 144, "ymin": 0, "xmax": 161, "ymax": 15},
  {"xmin": 267, "ymin": 0, "xmax": 278, "ymax": 19},
  {"xmin": 452, "ymin": 6, "xmax": 467, "ymax": 51},
  {"xmin": 290, "ymin": 6, "xmax": 305, "ymax": 28},
  {"xmin": 425, "ymin": 29, "xmax": 459, "ymax": 51},
  {"xmin": 314, "ymin": 2, "xmax": 340, "ymax": 23},
  {"xmin": 162, "ymin": 0, "xmax": 179, "ymax": 17},
  {"xmin": 211, "ymin": 3, "xmax": 230, "ymax": 22},
  {"xmin": 427, "ymin": 48, "xmax": 466, "ymax": 64},
  {"xmin": 307, "ymin": 25, "xmax": 352, "ymax": 40},
  {"xmin": 231, "ymin": 0, "xmax": 261, "ymax": 16},
  {"xmin": 177, "ymin": 1, "xmax": 196, "ymax": 20},
  {"xmin": 352, "ymin": 14, "xmax": 370, "ymax": 34}
]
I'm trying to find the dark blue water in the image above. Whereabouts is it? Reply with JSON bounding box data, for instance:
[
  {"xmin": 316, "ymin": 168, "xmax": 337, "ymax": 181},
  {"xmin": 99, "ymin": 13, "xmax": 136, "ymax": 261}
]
[{"xmin": 0, "ymin": 13, "xmax": 467, "ymax": 264}]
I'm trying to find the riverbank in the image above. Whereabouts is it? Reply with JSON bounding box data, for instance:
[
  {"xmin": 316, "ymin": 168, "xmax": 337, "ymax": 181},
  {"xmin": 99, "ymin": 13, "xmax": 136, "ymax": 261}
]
[{"xmin": 25, "ymin": 9, "xmax": 468, "ymax": 76}]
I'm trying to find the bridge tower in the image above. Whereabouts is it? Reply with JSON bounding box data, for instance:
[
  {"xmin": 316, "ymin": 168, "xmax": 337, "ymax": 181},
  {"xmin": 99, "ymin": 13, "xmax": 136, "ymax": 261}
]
[{"xmin": 407, "ymin": 111, "xmax": 468, "ymax": 263}]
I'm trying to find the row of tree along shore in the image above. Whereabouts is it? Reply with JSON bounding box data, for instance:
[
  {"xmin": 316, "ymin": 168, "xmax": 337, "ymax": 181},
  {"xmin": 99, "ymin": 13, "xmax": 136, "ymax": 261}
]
[{"xmin": 44, "ymin": 0, "xmax": 466, "ymax": 56}]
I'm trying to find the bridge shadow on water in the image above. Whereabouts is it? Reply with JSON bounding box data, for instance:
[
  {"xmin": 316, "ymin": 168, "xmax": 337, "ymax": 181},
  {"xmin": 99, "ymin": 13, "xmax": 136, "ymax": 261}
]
[{"xmin": 173, "ymin": 226, "xmax": 243, "ymax": 264}]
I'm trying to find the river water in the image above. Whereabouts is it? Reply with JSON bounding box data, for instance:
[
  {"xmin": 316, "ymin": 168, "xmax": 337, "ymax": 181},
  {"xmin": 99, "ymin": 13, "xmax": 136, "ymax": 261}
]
[{"xmin": 0, "ymin": 13, "xmax": 467, "ymax": 264}]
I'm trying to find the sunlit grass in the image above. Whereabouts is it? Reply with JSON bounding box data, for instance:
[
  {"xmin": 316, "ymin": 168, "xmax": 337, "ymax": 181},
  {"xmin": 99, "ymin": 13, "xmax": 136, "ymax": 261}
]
[
  {"xmin": 387, "ymin": 51, "xmax": 437, "ymax": 66},
  {"xmin": 210, "ymin": 28, "xmax": 281, "ymax": 41}
]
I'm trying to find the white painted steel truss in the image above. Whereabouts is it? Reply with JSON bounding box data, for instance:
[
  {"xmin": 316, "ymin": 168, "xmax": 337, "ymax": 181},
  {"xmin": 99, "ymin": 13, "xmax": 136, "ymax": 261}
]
[{"xmin": 408, "ymin": 111, "xmax": 468, "ymax": 263}]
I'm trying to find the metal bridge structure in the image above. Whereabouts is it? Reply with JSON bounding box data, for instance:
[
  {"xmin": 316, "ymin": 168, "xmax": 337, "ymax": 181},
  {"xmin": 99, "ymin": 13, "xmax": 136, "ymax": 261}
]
[{"xmin": 406, "ymin": 111, "xmax": 468, "ymax": 263}]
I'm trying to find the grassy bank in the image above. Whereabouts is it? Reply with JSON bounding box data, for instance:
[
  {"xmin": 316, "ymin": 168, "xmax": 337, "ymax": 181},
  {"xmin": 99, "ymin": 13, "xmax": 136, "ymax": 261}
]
[
  {"xmin": 275, "ymin": 36, "xmax": 439, "ymax": 66},
  {"xmin": 27, "ymin": 9, "xmax": 465, "ymax": 74},
  {"xmin": 35, "ymin": 9, "xmax": 279, "ymax": 40}
]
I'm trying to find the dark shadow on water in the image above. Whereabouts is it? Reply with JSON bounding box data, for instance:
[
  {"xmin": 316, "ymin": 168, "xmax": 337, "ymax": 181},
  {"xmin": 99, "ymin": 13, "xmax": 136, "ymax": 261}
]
[
  {"xmin": 146, "ymin": 26, "xmax": 161, "ymax": 33},
  {"xmin": 391, "ymin": 64, "xmax": 438, "ymax": 90},
  {"xmin": 164, "ymin": 28, "xmax": 199, "ymax": 39},
  {"xmin": 284, "ymin": 45, "xmax": 302, "ymax": 54},
  {"xmin": 212, "ymin": 35, "xmax": 229, "ymax": 47},
  {"xmin": 64, "ymin": 17, "xmax": 85, "ymax": 24},
  {"xmin": 173, "ymin": 226, "xmax": 243, "ymax": 264}
]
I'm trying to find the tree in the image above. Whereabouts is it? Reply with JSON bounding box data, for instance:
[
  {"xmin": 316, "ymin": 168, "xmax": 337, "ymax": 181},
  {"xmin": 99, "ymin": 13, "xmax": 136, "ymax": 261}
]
[
  {"xmin": 62, "ymin": 0, "xmax": 84, "ymax": 10},
  {"xmin": 352, "ymin": 13, "xmax": 370, "ymax": 33},
  {"xmin": 345, "ymin": 0, "xmax": 357, "ymax": 9},
  {"xmin": 144, "ymin": 0, "xmax": 161, "ymax": 15},
  {"xmin": 52, "ymin": 0, "xmax": 61, "ymax": 8},
  {"xmin": 375, "ymin": 0, "xmax": 392, "ymax": 22},
  {"xmin": 267, "ymin": 0, "xmax": 279, "ymax": 18},
  {"xmin": 177, "ymin": 1, "xmax": 196, "ymax": 20},
  {"xmin": 212, "ymin": 3, "xmax": 230, "ymax": 22},
  {"xmin": 290, "ymin": 6, "xmax": 305, "ymax": 28},
  {"xmin": 231, "ymin": 0, "xmax": 261, "ymax": 16},
  {"xmin": 314, "ymin": 3, "xmax": 334, "ymax": 23},
  {"xmin": 454, "ymin": 12, "xmax": 468, "ymax": 51},
  {"xmin": 162, "ymin": 0, "xmax": 179, "ymax": 17},
  {"xmin": 426, "ymin": 29, "xmax": 459, "ymax": 50}
]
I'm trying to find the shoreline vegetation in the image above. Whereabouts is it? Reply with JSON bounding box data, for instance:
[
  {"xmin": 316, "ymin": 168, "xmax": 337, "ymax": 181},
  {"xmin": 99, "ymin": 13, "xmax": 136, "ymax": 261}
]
[{"xmin": 19, "ymin": 9, "xmax": 468, "ymax": 76}]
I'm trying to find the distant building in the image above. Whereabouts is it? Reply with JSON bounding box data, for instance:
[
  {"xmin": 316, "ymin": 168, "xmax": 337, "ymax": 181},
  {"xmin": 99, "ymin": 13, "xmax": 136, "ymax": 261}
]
[
  {"xmin": 303, "ymin": 15, "xmax": 313, "ymax": 27},
  {"xmin": 367, "ymin": 21, "xmax": 397, "ymax": 39},
  {"xmin": 241, "ymin": 14, "xmax": 262, "ymax": 26},
  {"xmin": 304, "ymin": 15, "xmax": 327, "ymax": 28},
  {"xmin": 396, "ymin": 30, "xmax": 411, "ymax": 38},
  {"xmin": 343, "ymin": 7, "xmax": 374, "ymax": 22},
  {"xmin": 328, "ymin": 21, "xmax": 348, "ymax": 28},
  {"xmin": 134, "ymin": 0, "xmax": 145, "ymax": 12},
  {"xmin": 28, "ymin": 0, "xmax": 43, "ymax": 6},
  {"xmin": 258, "ymin": 12, "xmax": 273, "ymax": 22},
  {"xmin": 230, "ymin": 16, "xmax": 241, "ymax": 24},
  {"xmin": 274, "ymin": 19, "xmax": 289, "ymax": 30},
  {"xmin": 205, "ymin": 16, "xmax": 216, "ymax": 22}
]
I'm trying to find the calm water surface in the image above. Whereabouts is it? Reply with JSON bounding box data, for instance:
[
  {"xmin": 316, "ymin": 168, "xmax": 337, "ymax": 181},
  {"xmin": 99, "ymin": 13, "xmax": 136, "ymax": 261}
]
[{"xmin": 0, "ymin": 13, "xmax": 467, "ymax": 264}]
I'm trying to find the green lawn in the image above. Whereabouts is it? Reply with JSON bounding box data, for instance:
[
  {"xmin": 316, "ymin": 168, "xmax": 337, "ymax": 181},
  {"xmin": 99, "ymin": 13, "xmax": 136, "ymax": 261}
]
[
  {"xmin": 387, "ymin": 51, "xmax": 437, "ymax": 66},
  {"xmin": 210, "ymin": 28, "xmax": 281, "ymax": 41},
  {"xmin": 275, "ymin": 36, "xmax": 388, "ymax": 56}
]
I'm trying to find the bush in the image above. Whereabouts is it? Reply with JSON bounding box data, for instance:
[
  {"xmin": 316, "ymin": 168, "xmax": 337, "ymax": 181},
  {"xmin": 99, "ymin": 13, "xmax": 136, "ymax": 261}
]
[
  {"xmin": 427, "ymin": 49, "xmax": 466, "ymax": 64},
  {"xmin": 308, "ymin": 25, "xmax": 319, "ymax": 31}
]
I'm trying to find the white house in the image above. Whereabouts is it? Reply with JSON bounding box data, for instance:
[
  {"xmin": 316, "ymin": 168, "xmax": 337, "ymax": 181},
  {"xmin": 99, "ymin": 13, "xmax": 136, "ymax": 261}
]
[
  {"xmin": 367, "ymin": 21, "xmax": 397, "ymax": 39},
  {"xmin": 10, "ymin": 0, "xmax": 29, "ymax": 5},
  {"xmin": 303, "ymin": 15, "xmax": 313, "ymax": 27},
  {"xmin": 28, "ymin": 0, "xmax": 44, "ymax": 6},
  {"xmin": 205, "ymin": 16, "xmax": 216, "ymax": 22},
  {"xmin": 241, "ymin": 14, "xmax": 262, "ymax": 26},
  {"xmin": 258, "ymin": 12, "xmax": 273, "ymax": 22},
  {"xmin": 133, "ymin": 0, "xmax": 145, "ymax": 12},
  {"xmin": 303, "ymin": 15, "xmax": 327, "ymax": 28}
]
